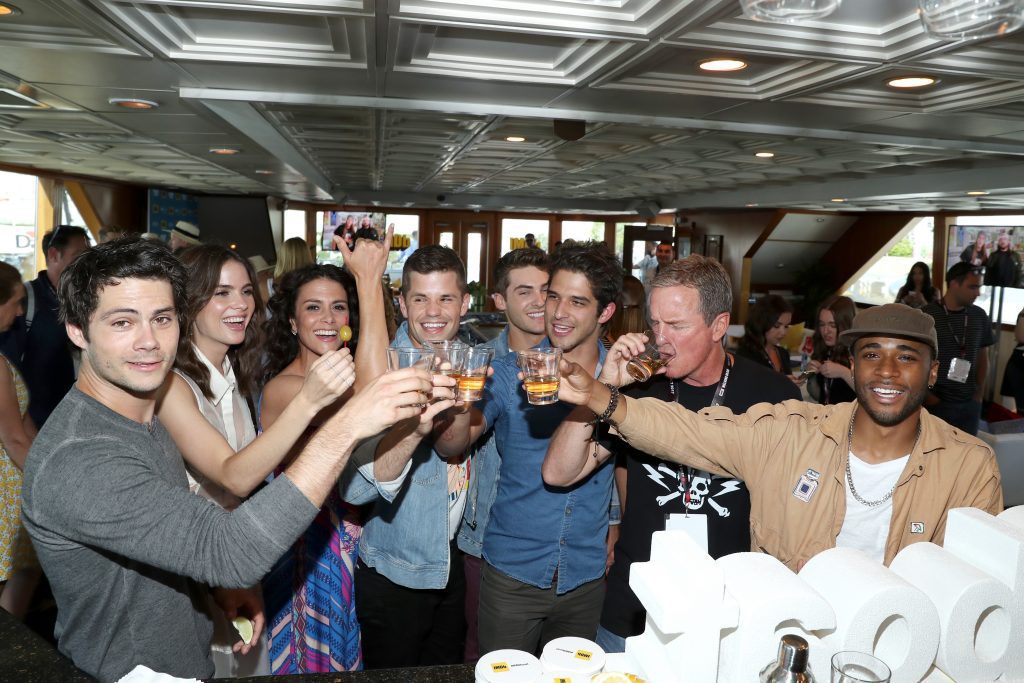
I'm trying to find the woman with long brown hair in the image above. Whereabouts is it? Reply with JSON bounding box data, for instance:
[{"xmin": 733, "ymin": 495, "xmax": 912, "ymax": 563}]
[
  {"xmin": 806, "ymin": 295, "xmax": 857, "ymax": 404},
  {"xmin": 156, "ymin": 244, "xmax": 353, "ymax": 675},
  {"xmin": 738, "ymin": 294, "xmax": 794, "ymax": 376}
]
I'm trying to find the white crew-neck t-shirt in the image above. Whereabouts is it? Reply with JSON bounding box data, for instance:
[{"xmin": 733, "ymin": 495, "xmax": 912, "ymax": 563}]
[{"xmin": 835, "ymin": 451, "xmax": 910, "ymax": 563}]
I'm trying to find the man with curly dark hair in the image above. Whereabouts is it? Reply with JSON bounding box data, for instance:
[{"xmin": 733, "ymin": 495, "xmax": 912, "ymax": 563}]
[{"xmin": 437, "ymin": 241, "xmax": 622, "ymax": 657}]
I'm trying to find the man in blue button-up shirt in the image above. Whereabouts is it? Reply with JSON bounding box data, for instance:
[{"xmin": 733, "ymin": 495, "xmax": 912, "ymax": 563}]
[
  {"xmin": 439, "ymin": 241, "xmax": 623, "ymax": 656},
  {"xmin": 458, "ymin": 248, "xmax": 550, "ymax": 662}
]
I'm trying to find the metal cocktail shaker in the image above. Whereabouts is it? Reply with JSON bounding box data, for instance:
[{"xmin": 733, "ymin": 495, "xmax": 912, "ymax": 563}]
[{"xmin": 759, "ymin": 634, "xmax": 815, "ymax": 682}]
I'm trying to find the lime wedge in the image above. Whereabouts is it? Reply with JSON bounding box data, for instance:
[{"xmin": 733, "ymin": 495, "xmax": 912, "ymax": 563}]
[{"xmin": 231, "ymin": 616, "xmax": 254, "ymax": 644}]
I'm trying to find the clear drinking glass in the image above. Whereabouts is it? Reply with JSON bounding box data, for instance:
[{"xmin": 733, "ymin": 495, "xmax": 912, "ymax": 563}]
[
  {"xmin": 458, "ymin": 347, "xmax": 494, "ymax": 402},
  {"xmin": 740, "ymin": 0, "xmax": 842, "ymax": 22},
  {"xmin": 831, "ymin": 651, "xmax": 891, "ymax": 683},
  {"xmin": 625, "ymin": 330, "xmax": 667, "ymax": 382},
  {"xmin": 428, "ymin": 339, "xmax": 468, "ymax": 377},
  {"xmin": 387, "ymin": 347, "xmax": 436, "ymax": 408},
  {"xmin": 516, "ymin": 348, "xmax": 562, "ymax": 405},
  {"xmin": 918, "ymin": 0, "xmax": 1024, "ymax": 40}
]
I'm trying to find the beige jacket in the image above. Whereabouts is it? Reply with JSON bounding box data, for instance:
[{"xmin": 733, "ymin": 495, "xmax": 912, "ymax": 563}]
[{"xmin": 614, "ymin": 398, "xmax": 1002, "ymax": 571}]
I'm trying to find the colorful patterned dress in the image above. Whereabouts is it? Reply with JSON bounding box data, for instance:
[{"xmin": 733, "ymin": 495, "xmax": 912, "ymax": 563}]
[
  {"xmin": 261, "ymin": 407, "xmax": 364, "ymax": 673},
  {"xmin": 0, "ymin": 355, "xmax": 34, "ymax": 581}
]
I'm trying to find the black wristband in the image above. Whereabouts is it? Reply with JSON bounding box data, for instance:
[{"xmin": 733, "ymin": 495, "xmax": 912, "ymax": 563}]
[{"xmin": 594, "ymin": 382, "xmax": 620, "ymax": 423}]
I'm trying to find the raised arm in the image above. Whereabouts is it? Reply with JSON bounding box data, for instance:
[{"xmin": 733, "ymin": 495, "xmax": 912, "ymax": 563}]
[
  {"xmin": 158, "ymin": 348, "xmax": 356, "ymax": 497},
  {"xmin": 542, "ymin": 333, "xmax": 647, "ymax": 486},
  {"xmin": 0, "ymin": 360, "xmax": 33, "ymax": 470},
  {"xmin": 335, "ymin": 225, "xmax": 393, "ymax": 389}
]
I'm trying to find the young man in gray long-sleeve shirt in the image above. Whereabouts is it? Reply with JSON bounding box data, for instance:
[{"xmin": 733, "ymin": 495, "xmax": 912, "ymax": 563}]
[{"xmin": 21, "ymin": 238, "xmax": 451, "ymax": 682}]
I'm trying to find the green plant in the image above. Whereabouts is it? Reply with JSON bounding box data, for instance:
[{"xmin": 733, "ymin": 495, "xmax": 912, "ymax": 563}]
[{"xmin": 888, "ymin": 237, "xmax": 913, "ymax": 257}]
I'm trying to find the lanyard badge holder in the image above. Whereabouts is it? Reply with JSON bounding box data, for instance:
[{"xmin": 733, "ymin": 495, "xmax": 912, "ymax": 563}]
[
  {"xmin": 942, "ymin": 304, "xmax": 971, "ymax": 383},
  {"xmin": 664, "ymin": 355, "xmax": 732, "ymax": 553}
]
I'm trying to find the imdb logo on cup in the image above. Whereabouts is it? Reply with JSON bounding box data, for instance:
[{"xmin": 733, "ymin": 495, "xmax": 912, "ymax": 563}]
[{"xmin": 517, "ymin": 348, "xmax": 562, "ymax": 405}]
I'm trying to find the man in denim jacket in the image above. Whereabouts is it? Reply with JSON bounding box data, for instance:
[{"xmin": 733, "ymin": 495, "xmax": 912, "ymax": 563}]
[
  {"xmin": 344, "ymin": 245, "xmax": 472, "ymax": 668},
  {"xmin": 439, "ymin": 242, "xmax": 623, "ymax": 656},
  {"xmin": 458, "ymin": 248, "xmax": 550, "ymax": 662}
]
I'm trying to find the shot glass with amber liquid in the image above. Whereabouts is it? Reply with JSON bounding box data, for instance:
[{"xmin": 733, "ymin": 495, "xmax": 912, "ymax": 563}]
[{"xmin": 625, "ymin": 331, "xmax": 667, "ymax": 382}]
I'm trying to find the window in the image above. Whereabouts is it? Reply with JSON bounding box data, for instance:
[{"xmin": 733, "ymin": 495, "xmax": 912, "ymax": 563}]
[
  {"xmin": 283, "ymin": 209, "xmax": 306, "ymax": 241},
  {"xmin": 501, "ymin": 218, "xmax": 548, "ymax": 254},
  {"xmin": 843, "ymin": 217, "xmax": 934, "ymax": 307},
  {"xmin": 561, "ymin": 220, "xmax": 604, "ymax": 245},
  {"xmin": 0, "ymin": 171, "xmax": 40, "ymax": 281}
]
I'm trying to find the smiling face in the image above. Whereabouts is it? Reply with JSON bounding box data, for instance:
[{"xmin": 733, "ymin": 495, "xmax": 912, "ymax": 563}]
[
  {"xmin": 545, "ymin": 269, "xmax": 614, "ymax": 354},
  {"xmin": 765, "ymin": 310, "xmax": 792, "ymax": 347},
  {"xmin": 399, "ymin": 270, "xmax": 469, "ymax": 347},
  {"xmin": 852, "ymin": 336, "xmax": 938, "ymax": 427},
  {"xmin": 291, "ymin": 277, "xmax": 350, "ymax": 355},
  {"xmin": 493, "ymin": 265, "xmax": 548, "ymax": 337},
  {"xmin": 655, "ymin": 243, "xmax": 674, "ymax": 266},
  {"xmin": 648, "ymin": 284, "xmax": 728, "ymax": 384},
  {"xmin": 0, "ymin": 282, "xmax": 25, "ymax": 334},
  {"xmin": 818, "ymin": 308, "xmax": 838, "ymax": 348},
  {"xmin": 192, "ymin": 259, "xmax": 254, "ymax": 359},
  {"xmin": 69, "ymin": 277, "xmax": 179, "ymax": 398}
]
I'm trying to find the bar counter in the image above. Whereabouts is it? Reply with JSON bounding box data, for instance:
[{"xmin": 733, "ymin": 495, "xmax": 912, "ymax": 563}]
[{"xmin": 0, "ymin": 608, "xmax": 474, "ymax": 682}]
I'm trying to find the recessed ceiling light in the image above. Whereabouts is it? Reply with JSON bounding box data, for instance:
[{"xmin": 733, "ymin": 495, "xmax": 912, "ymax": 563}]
[
  {"xmin": 209, "ymin": 147, "xmax": 239, "ymax": 155},
  {"xmin": 699, "ymin": 58, "xmax": 748, "ymax": 72},
  {"xmin": 831, "ymin": 198, "xmax": 846, "ymax": 202},
  {"xmin": 505, "ymin": 136, "xmax": 526, "ymax": 143},
  {"xmin": 0, "ymin": 3, "xmax": 22, "ymax": 17},
  {"xmin": 745, "ymin": 203, "xmax": 758, "ymax": 207},
  {"xmin": 754, "ymin": 151, "xmax": 775, "ymax": 158},
  {"xmin": 887, "ymin": 76, "xmax": 937, "ymax": 89},
  {"xmin": 254, "ymin": 169, "xmax": 274, "ymax": 175},
  {"xmin": 966, "ymin": 190, "xmax": 989, "ymax": 196},
  {"xmin": 108, "ymin": 97, "xmax": 159, "ymax": 110}
]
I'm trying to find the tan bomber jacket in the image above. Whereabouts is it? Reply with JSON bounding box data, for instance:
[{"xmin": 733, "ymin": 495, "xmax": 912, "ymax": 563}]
[{"xmin": 613, "ymin": 398, "xmax": 1003, "ymax": 571}]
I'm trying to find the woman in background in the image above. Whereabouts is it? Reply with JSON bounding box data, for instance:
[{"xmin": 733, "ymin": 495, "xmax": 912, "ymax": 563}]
[
  {"xmin": 961, "ymin": 232, "xmax": 989, "ymax": 267},
  {"xmin": 270, "ymin": 237, "xmax": 315, "ymax": 298},
  {"xmin": 738, "ymin": 294, "xmax": 794, "ymax": 376},
  {"xmin": 603, "ymin": 274, "xmax": 646, "ymax": 346},
  {"xmin": 806, "ymin": 295, "xmax": 857, "ymax": 405},
  {"xmin": 895, "ymin": 261, "xmax": 939, "ymax": 309},
  {"xmin": 0, "ymin": 263, "xmax": 38, "ymax": 618}
]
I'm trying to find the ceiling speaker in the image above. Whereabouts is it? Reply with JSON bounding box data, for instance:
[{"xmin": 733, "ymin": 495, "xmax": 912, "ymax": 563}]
[{"xmin": 554, "ymin": 119, "xmax": 586, "ymax": 141}]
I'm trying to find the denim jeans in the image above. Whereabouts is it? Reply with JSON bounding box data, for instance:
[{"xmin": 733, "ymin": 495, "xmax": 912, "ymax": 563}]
[{"xmin": 595, "ymin": 624, "xmax": 626, "ymax": 654}]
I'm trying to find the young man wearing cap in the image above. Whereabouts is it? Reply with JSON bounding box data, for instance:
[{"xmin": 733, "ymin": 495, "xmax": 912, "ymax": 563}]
[{"xmin": 547, "ymin": 303, "xmax": 1002, "ymax": 571}]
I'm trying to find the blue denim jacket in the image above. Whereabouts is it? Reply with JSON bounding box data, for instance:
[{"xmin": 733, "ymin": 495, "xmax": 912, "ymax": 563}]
[
  {"xmin": 480, "ymin": 339, "xmax": 612, "ymax": 594},
  {"xmin": 457, "ymin": 327, "xmax": 510, "ymax": 558},
  {"xmin": 338, "ymin": 323, "xmax": 456, "ymax": 590}
]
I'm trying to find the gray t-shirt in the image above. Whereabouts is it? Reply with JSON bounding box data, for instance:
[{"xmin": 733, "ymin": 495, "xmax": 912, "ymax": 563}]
[{"xmin": 22, "ymin": 388, "xmax": 319, "ymax": 682}]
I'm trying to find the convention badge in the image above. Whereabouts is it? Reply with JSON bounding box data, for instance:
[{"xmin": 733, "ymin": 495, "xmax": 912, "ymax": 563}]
[
  {"xmin": 666, "ymin": 513, "xmax": 708, "ymax": 552},
  {"xmin": 947, "ymin": 357, "xmax": 971, "ymax": 383},
  {"xmin": 792, "ymin": 469, "xmax": 819, "ymax": 503}
]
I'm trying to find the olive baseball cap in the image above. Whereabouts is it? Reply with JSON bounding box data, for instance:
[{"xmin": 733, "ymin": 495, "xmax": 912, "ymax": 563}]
[{"xmin": 838, "ymin": 303, "xmax": 938, "ymax": 355}]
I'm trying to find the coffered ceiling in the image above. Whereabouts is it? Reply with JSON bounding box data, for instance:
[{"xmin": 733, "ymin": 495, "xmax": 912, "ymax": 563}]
[{"xmin": 3, "ymin": 0, "xmax": 1024, "ymax": 213}]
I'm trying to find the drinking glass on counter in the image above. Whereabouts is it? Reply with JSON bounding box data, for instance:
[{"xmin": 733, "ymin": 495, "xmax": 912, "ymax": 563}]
[
  {"xmin": 458, "ymin": 347, "xmax": 494, "ymax": 402},
  {"xmin": 387, "ymin": 347, "xmax": 436, "ymax": 408},
  {"xmin": 517, "ymin": 348, "xmax": 562, "ymax": 405},
  {"xmin": 625, "ymin": 330, "xmax": 666, "ymax": 382},
  {"xmin": 831, "ymin": 651, "xmax": 890, "ymax": 683}
]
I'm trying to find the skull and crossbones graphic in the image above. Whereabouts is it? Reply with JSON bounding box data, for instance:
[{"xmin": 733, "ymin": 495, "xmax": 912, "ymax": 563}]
[{"xmin": 642, "ymin": 463, "xmax": 738, "ymax": 517}]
